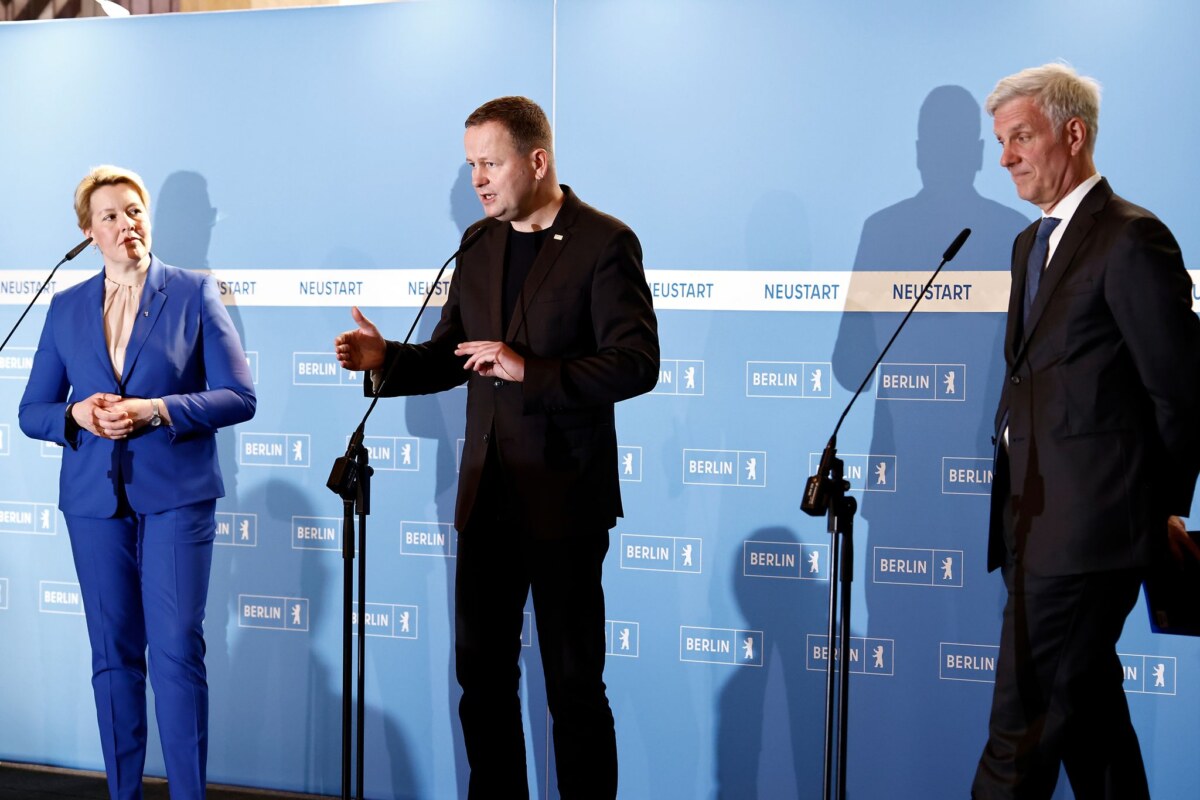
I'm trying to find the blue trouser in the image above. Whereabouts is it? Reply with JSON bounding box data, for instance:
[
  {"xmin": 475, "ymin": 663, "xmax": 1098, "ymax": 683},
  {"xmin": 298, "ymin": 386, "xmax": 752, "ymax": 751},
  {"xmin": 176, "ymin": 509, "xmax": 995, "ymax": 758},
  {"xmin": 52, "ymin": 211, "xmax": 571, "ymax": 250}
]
[{"xmin": 65, "ymin": 499, "xmax": 216, "ymax": 800}]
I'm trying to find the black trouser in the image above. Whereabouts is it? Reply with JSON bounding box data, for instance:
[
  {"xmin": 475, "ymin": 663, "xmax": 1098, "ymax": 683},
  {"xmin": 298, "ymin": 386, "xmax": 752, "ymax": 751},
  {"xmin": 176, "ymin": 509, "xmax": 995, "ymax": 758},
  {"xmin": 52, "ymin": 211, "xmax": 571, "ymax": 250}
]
[
  {"xmin": 972, "ymin": 565, "xmax": 1148, "ymax": 800},
  {"xmin": 455, "ymin": 463, "xmax": 617, "ymax": 799}
]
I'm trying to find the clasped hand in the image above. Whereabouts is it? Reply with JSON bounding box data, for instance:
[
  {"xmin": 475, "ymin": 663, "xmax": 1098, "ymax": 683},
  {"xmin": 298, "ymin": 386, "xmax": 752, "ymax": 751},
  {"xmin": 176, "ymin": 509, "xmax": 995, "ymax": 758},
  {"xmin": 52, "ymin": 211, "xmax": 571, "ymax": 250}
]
[{"xmin": 72, "ymin": 393, "xmax": 153, "ymax": 439}]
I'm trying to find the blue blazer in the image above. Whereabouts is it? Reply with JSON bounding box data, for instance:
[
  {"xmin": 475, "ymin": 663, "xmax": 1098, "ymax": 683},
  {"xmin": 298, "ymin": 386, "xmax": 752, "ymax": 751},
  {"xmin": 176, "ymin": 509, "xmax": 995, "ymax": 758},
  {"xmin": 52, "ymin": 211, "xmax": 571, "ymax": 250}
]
[{"xmin": 19, "ymin": 255, "xmax": 256, "ymax": 518}]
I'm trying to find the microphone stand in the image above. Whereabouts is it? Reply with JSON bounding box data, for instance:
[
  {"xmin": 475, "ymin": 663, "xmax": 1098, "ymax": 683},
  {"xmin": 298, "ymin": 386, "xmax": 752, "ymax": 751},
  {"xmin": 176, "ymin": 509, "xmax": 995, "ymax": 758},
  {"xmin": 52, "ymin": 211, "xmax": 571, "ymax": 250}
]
[
  {"xmin": 801, "ymin": 228, "xmax": 971, "ymax": 800},
  {"xmin": 0, "ymin": 237, "xmax": 92, "ymax": 355},
  {"xmin": 325, "ymin": 225, "xmax": 484, "ymax": 800}
]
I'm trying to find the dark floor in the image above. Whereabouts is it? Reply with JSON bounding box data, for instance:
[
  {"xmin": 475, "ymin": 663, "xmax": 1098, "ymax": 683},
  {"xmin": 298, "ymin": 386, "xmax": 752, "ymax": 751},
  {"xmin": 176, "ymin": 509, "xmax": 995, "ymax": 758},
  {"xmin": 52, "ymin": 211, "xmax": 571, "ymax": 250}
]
[{"xmin": 0, "ymin": 761, "xmax": 333, "ymax": 800}]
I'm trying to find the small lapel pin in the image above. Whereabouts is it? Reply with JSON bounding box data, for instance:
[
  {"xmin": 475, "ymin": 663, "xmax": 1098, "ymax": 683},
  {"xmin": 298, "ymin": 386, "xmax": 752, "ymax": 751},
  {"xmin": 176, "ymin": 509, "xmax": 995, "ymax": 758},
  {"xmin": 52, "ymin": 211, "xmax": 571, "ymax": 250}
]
[
  {"xmin": 143, "ymin": 311, "xmax": 149, "ymax": 317},
  {"xmin": 553, "ymin": 234, "xmax": 564, "ymax": 241}
]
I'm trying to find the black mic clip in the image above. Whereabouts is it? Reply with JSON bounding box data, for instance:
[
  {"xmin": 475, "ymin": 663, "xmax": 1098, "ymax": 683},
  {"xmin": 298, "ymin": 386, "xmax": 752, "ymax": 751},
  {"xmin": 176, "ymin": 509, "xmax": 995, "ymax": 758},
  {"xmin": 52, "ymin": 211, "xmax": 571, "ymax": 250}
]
[
  {"xmin": 801, "ymin": 438, "xmax": 839, "ymax": 517},
  {"xmin": 327, "ymin": 428, "xmax": 372, "ymax": 501}
]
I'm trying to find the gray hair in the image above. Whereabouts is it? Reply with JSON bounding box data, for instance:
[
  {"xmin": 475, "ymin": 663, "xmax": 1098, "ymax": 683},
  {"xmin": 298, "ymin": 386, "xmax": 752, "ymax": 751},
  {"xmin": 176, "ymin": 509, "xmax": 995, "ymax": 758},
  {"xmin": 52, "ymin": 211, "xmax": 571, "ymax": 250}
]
[{"xmin": 985, "ymin": 63, "xmax": 1101, "ymax": 152}]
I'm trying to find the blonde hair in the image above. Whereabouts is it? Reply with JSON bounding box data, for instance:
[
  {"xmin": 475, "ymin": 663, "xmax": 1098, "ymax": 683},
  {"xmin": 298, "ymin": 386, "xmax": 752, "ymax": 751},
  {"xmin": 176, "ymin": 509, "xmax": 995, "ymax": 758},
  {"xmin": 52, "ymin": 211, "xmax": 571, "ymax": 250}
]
[{"xmin": 74, "ymin": 165, "xmax": 151, "ymax": 231}]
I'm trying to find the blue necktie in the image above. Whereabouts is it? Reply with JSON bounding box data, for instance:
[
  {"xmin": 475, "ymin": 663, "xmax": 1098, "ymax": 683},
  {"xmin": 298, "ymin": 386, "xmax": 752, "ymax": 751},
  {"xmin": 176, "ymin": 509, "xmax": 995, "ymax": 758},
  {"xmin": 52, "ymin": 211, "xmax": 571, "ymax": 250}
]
[{"xmin": 1024, "ymin": 216, "xmax": 1061, "ymax": 319}]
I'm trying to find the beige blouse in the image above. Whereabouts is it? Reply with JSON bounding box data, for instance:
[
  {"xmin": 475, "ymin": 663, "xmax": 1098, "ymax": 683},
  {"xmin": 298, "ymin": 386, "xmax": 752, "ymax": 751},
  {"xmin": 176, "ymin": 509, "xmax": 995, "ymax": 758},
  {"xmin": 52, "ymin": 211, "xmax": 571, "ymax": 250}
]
[{"xmin": 103, "ymin": 274, "xmax": 143, "ymax": 381}]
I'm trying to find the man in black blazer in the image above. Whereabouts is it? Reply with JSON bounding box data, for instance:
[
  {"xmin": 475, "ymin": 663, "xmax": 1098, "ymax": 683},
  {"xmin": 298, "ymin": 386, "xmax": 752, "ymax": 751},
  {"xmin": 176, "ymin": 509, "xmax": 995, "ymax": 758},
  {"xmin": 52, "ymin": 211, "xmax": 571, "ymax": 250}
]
[
  {"xmin": 972, "ymin": 64, "xmax": 1200, "ymax": 799},
  {"xmin": 336, "ymin": 96, "xmax": 658, "ymax": 799}
]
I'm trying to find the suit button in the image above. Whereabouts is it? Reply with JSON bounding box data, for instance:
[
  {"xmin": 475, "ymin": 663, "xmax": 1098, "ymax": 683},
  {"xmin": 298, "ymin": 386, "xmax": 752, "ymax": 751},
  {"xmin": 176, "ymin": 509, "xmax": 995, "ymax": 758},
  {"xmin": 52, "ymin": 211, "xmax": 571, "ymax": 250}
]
[
  {"xmin": 493, "ymin": 379, "xmax": 503, "ymax": 388},
  {"xmin": 483, "ymin": 432, "xmax": 490, "ymax": 442},
  {"xmin": 1010, "ymin": 375, "xmax": 1021, "ymax": 385}
]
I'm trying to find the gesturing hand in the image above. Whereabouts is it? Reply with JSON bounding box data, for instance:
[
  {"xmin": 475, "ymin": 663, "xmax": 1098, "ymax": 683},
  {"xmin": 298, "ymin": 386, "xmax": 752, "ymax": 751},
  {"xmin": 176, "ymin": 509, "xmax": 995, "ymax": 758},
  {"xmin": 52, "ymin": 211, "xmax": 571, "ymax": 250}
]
[
  {"xmin": 456, "ymin": 341, "xmax": 525, "ymax": 382},
  {"xmin": 334, "ymin": 306, "xmax": 387, "ymax": 372}
]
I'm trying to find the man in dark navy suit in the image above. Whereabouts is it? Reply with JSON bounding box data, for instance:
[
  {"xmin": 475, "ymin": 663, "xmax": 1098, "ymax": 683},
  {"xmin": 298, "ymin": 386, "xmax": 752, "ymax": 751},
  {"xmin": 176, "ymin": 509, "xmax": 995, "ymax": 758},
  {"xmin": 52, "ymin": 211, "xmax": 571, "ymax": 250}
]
[{"xmin": 973, "ymin": 63, "xmax": 1200, "ymax": 799}]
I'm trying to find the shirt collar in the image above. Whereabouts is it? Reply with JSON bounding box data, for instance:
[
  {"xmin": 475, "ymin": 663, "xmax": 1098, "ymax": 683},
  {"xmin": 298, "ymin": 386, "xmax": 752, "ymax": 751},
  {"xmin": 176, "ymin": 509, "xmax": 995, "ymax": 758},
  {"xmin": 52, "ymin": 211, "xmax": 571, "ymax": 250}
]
[{"xmin": 1045, "ymin": 172, "xmax": 1102, "ymax": 227}]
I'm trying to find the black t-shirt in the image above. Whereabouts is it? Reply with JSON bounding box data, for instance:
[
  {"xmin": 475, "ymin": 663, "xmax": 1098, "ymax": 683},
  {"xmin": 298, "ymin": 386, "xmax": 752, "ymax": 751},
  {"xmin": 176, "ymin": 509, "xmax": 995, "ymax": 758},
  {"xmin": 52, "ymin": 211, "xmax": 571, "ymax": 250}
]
[{"xmin": 502, "ymin": 226, "xmax": 551, "ymax": 335}]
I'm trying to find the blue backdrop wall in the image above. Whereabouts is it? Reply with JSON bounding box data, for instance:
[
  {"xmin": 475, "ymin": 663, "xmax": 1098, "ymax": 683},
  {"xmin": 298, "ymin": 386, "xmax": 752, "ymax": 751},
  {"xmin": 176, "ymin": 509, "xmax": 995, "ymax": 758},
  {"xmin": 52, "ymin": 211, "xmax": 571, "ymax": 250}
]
[{"xmin": 1, "ymin": 2, "xmax": 1198, "ymax": 798}]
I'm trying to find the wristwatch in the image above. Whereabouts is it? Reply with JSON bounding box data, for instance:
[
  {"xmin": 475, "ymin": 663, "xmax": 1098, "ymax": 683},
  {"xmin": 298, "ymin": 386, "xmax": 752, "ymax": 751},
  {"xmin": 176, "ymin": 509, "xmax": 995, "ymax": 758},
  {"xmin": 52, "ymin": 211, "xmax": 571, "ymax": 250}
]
[{"xmin": 150, "ymin": 398, "xmax": 162, "ymax": 427}]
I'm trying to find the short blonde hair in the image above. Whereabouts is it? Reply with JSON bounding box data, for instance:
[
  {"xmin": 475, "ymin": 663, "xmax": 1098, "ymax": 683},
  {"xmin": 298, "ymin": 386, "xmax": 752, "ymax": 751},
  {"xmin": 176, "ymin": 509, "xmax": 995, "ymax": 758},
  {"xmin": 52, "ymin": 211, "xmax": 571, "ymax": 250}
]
[{"xmin": 74, "ymin": 165, "xmax": 151, "ymax": 231}]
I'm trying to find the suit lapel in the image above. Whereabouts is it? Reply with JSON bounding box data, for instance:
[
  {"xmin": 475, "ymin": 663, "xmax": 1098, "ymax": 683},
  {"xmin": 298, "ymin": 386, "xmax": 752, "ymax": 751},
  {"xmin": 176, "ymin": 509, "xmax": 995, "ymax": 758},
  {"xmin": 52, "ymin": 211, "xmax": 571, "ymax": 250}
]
[
  {"xmin": 85, "ymin": 271, "xmax": 114, "ymax": 378},
  {"xmin": 504, "ymin": 187, "xmax": 582, "ymax": 343},
  {"xmin": 1006, "ymin": 224, "xmax": 1036, "ymax": 364},
  {"xmin": 119, "ymin": 256, "xmax": 168, "ymax": 390},
  {"xmin": 1013, "ymin": 179, "xmax": 1111, "ymax": 364},
  {"xmin": 472, "ymin": 224, "xmax": 506, "ymax": 340}
]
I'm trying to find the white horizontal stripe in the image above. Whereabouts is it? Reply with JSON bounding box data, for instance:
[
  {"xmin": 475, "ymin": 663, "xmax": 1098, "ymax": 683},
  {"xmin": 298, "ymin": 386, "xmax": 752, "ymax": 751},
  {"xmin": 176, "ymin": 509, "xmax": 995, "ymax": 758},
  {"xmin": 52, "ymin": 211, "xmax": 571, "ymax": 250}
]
[{"xmin": 3, "ymin": 269, "xmax": 1198, "ymax": 314}]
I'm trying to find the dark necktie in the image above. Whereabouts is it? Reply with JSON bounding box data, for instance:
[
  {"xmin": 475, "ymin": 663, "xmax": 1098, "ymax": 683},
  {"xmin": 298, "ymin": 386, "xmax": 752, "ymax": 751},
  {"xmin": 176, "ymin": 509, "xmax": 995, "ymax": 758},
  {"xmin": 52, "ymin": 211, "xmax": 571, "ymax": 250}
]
[{"xmin": 1024, "ymin": 216, "xmax": 1061, "ymax": 318}]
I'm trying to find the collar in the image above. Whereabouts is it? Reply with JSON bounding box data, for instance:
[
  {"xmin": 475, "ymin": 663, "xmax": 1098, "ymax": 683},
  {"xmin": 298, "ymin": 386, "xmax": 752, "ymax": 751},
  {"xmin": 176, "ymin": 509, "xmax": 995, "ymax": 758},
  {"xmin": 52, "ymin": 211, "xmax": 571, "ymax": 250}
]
[{"xmin": 1043, "ymin": 173, "xmax": 1101, "ymax": 258}]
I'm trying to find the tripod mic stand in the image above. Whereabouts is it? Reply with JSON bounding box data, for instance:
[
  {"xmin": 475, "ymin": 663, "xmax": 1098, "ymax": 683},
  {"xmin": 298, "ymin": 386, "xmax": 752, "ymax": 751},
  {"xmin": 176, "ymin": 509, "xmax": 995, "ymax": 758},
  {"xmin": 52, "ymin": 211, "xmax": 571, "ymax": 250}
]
[
  {"xmin": 801, "ymin": 227, "xmax": 971, "ymax": 800},
  {"xmin": 325, "ymin": 225, "xmax": 484, "ymax": 800}
]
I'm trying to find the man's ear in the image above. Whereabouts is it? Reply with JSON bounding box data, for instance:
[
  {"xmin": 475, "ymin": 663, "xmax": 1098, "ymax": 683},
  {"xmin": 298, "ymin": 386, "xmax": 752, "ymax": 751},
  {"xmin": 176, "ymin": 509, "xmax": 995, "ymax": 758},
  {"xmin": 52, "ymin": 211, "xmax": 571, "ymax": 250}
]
[{"xmin": 1064, "ymin": 116, "xmax": 1089, "ymax": 157}]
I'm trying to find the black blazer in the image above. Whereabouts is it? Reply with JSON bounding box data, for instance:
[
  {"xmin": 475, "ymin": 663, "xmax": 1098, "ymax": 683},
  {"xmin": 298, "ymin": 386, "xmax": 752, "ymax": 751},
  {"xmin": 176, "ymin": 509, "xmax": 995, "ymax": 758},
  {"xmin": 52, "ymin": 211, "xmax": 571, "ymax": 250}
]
[
  {"xmin": 373, "ymin": 186, "xmax": 659, "ymax": 538},
  {"xmin": 989, "ymin": 178, "xmax": 1200, "ymax": 575}
]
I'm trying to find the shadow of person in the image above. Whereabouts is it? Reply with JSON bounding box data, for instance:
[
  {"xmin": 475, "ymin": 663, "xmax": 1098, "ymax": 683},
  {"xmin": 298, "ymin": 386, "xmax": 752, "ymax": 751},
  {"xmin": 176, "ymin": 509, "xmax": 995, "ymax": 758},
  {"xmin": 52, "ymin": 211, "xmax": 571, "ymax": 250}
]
[
  {"xmin": 152, "ymin": 171, "xmax": 217, "ymax": 271},
  {"xmin": 713, "ymin": 526, "xmax": 828, "ymax": 799},
  {"xmin": 146, "ymin": 170, "xmax": 247, "ymax": 787},
  {"xmin": 828, "ymin": 86, "xmax": 1028, "ymax": 791}
]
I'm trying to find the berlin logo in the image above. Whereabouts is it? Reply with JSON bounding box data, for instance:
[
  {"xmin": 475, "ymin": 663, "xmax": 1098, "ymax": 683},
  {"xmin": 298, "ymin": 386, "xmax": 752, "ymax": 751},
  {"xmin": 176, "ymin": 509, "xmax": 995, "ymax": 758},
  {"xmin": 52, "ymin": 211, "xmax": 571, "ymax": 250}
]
[
  {"xmin": 0, "ymin": 501, "xmax": 58, "ymax": 536},
  {"xmin": 653, "ymin": 359, "xmax": 705, "ymax": 396},
  {"xmin": 0, "ymin": 347, "xmax": 34, "ymax": 380},
  {"xmin": 807, "ymin": 453, "xmax": 897, "ymax": 493},
  {"xmin": 806, "ymin": 634, "xmax": 894, "ymax": 676},
  {"xmin": 940, "ymin": 643, "xmax": 999, "ymax": 682},
  {"xmin": 620, "ymin": 533, "xmax": 702, "ymax": 573},
  {"xmin": 292, "ymin": 516, "xmax": 341, "ymax": 551},
  {"xmin": 942, "ymin": 457, "xmax": 993, "ymax": 495},
  {"xmin": 618, "ymin": 445, "xmax": 643, "ymax": 482},
  {"xmin": 38, "ymin": 580, "xmax": 84, "ymax": 615},
  {"xmin": 876, "ymin": 363, "xmax": 967, "ymax": 401},
  {"xmin": 1121, "ymin": 654, "xmax": 1177, "ymax": 695},
  {"xmin": 874, "ymin": 547, "xmax": 964, "ymax": 588},
  {"xmin": 293, "ymin": 352, "xmax": 361, "ymax": 386},
  {"xmin": 684, "ymin": 449, "xmax": 767, "ymax": 487},
  {"xmin": 607, "ymin": 620, "xmax": 640, "ymax": 658},
  {"xmin": 400, "ymin": 521, "xmax": 456, "ymax": 558},
  {"xmin": 745, "ymin": 361, "xmax": 833, "ymax": 399},
  {"xmin": 239, "ymin": 432, "xmax": 311, "ymax": 468},
  {"xmin": 352, "ymin": 602, "xmax": 419, "ymax": 639},
  {"xmin": 215, "ymin": 512, "xmax": 257, "ymax": 547},
  {"xmin": 680, "ymin": 625, "xmax": 764, "ymax": 667},
  {"xmin": 239, "ymin": 594, "xmax": 309, "ymax": 632},
  {"xmin": 357, "ymin": 435, "xmax": 420, "ymax": 471},
  {"xmin": 744, "ymin": 540, "xmax": 830, "ymax": 581}
]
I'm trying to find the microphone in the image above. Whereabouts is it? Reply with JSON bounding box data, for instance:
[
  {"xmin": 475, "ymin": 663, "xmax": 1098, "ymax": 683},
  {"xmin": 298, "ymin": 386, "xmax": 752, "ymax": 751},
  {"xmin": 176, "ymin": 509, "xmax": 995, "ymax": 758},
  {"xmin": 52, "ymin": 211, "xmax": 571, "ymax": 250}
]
[
  {"xmin": 942, "ymin": 228, "xmax": 970, "ymax": 262},
  {"xmin": 64, "ymin": 236, "xmax": 93, "ymax": 262},
  {"xmin": 395, "ymin": 223, "xmax": 487, "ymax": 347},
  {"xmin": 327, "ymin": 224, "xmax": 488, "ymax": 499},
  {"xmin": 801, "ymin": 228, "xmax": 971, "ymax": 516},
  {"xmin": 0, "ymin": 237, "xmax": 93, "ymax": 355}
]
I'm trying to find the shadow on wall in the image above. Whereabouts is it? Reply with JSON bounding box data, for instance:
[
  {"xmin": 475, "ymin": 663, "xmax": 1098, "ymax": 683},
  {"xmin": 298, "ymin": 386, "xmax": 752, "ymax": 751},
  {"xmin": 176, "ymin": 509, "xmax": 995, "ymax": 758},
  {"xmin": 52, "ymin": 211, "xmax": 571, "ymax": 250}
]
[
  {"xmin": 827, "ymin": 86, "xmax": 1029, "ymax": 791},
  {"xmin": 152, "ymin": 170, "xmax": 420, "ymax": 796},
  {"xmin": 715, "ymin": 525, "xmax": 829, "ymax": 799},
  {"xmin": 153, "ymin": 171, "xmax": 217, "ymax": 271}
]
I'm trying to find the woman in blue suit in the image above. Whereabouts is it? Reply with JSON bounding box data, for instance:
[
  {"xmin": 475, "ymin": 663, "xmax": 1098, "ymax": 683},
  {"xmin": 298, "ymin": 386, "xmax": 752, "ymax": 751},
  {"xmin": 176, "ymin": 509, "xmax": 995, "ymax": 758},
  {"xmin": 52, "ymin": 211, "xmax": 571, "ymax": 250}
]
[{"xmin": 19, "ymin": 166, "xmax": 256, "ymax": 800}]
